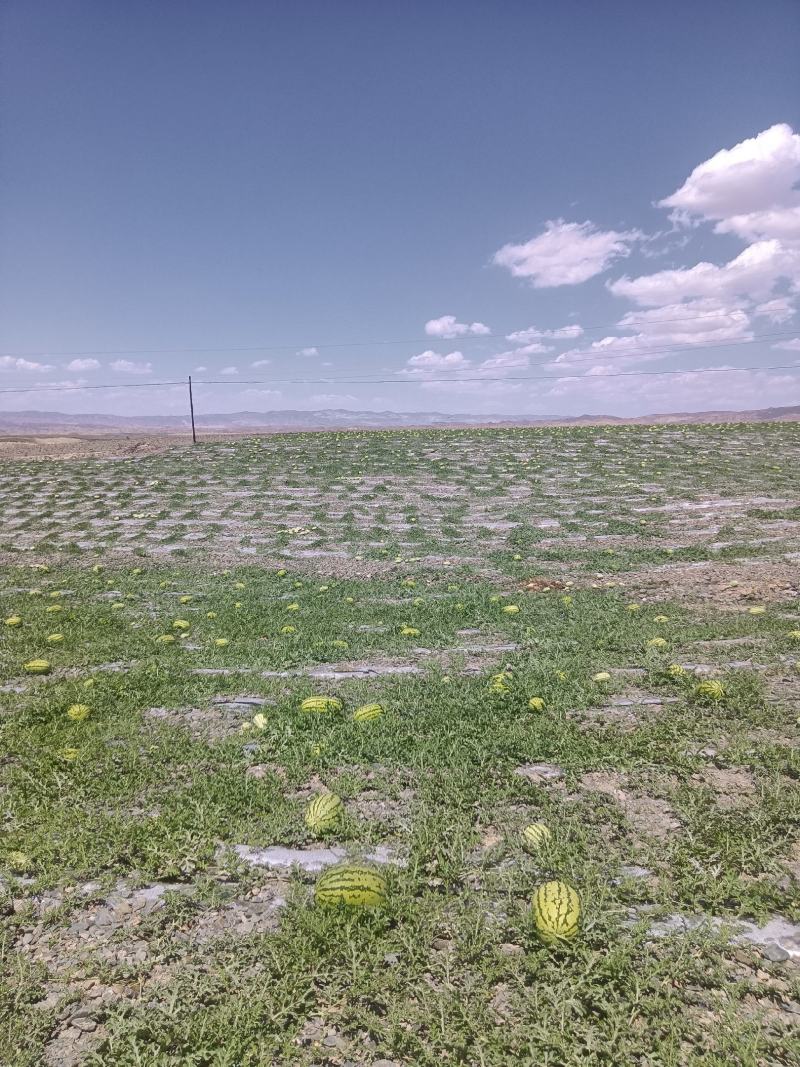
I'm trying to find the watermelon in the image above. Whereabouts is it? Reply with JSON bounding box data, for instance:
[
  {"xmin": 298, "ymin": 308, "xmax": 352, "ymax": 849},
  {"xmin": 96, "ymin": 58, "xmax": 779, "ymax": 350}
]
[
  {"xmin": 300, "ymin": 696, "xmax": 343, "ymax": 713},
  {"xmin": 694, "ymin": 679, "xmax": 725, "ymax": 702},
  {"xmin": 305, "ymin": 792, "xmax": 343, "ymax": 833},
  {"xmin": 522, "ymin": 823, "xmax": 551, "ymax": 850},
  {"xmin": 489, "ymin": 672, "xmax": 511, "ymax": 694},
  {"xmin": 352, "ymin": 703, "xmax": 383, "ymax": 722},
  {"xmin": 66, "ymin": 704, "xmax": 91, "ymax": 722},
  {"xmin": 533, "ymin": 880, "xmax": 581, "ymax": 944},
  {"xmin": 23, "ymin": 659, "xmax": 50, "ymax": 674},
  {"xmin": 315, "ymin": 864, "xmax": 387, "ymax": 908}
]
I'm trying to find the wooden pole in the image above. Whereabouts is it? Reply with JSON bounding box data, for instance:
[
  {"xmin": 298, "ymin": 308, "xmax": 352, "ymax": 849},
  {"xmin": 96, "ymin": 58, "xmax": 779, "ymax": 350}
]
[{"xmin": 188, "ymin": 376, "xmax": 197, "ymax": 444}]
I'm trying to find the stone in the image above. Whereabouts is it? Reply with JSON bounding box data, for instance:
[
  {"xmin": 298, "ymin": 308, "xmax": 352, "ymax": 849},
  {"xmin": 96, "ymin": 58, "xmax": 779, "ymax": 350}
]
[
  {"xmin": 498, "ymin": 942, "xmax": 524, "ymax": 957},
  {"xmin": 514, "ymin": 763, "xmax": 565, "ymax": 783}
]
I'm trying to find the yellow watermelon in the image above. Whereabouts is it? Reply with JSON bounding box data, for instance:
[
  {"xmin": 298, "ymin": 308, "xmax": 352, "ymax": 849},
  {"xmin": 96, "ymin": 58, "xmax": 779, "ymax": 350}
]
[
  {"xmin": 533, "ymin": 880, "xmax": 581, "ymax": 944},
  {"xmin": 305, "ymin": 792, "xmax": 343, "ymax": 833},
  {"xmin": 353, "ymin": 703, "xmax": 383, "ymax": 722},
  {"xmin": 522, "ymin": 823, "xmax": 551, "ymax": 850},
  {"xmin": 694, "ymin": 679, "xmax": 725, "ymax": 702},
  {"xmin": 66, "ymin": 704, "xmax": 91, "ymax": 722},
  {"xmin": 489, "ymin": 672, "xmax": 511, "ymax": 694},
  {"xmin": 24, "ymin": 659, "xmax": 51, "ymax": 674},
  {"xmin": 300, "ymin": 696, "xmax": 343, "ymax": 713}
]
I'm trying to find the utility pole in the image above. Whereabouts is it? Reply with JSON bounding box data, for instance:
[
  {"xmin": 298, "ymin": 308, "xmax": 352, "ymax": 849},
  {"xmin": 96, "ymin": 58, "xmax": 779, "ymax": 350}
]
[{"xmin": 188, "ymin": 375, "xmax": 197, "ymax": 444}]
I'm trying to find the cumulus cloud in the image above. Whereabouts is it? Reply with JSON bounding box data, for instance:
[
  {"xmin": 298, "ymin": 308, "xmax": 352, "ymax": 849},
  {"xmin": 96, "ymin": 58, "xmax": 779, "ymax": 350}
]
[
  {"xmin": 541, "ymin": 364, "xmax": 799, "ymax": 414},
  {"xmin": 478, "ymin": 349, "xmax": 533, "ymax": 372},
  {"xmin": 609, "ymin": 239, "xmax": 799, "ymax": 306},
  {"xmin": 45, "ymin": 378, "xmax": 89, "ymax": 390},
  {"xmin": 251, "ymin": 359, "xmax": 271, "ymax": 368},
  {"xmin": 400, "ymin": 346, "xmax": 539, "ymax": 391},
  {"xmin": 772, "ymin": 337, "xmax": 800, "ymax": 351},
  {"xmin": 755, "ymin": 297, "xmax": 795, "ymax": 323},
  {"xmin": 298, "ymin": 347, "xmax": 319, "ymax": 357},
  {"xmin": 551, "ymin": 299, "xmax": 753, "ymax": 370},
  {"xmin": 308, "ymin": 393, "xmax": 359, "ymax": 405},
  {"xmin": 0, "ymin": 356, "xmax": 52, "ymax": 372},
  {"xmin": 424, "ymin": 315, "xmax": 490, "ymax": 339},
  {"xmin": 506, "ymin": 324, "xmax": 584, "ymax": 343},
  {"xmin": 401, "ymin": 350, "xmax": 471, "ymax": 377},
  {"xmin": 65, "ymin": 358, "xmax": 100, "ymax": 372},
  {"xmin": 219, "ymin": 366, "xmax": 238, "ymax": 375},
  {"xmin": 610, "ymin": 126, "xmax": 800, "ymax": 315},
  {"xmin": 493, "ymin": 219, "xmax": 643, "ymax": 287},
  {"xmin": 110, "ymin": 359, "xmax": 153, "ymax": 375},
  {"xmin": 659, "ymin": 123, "xmax": 800, "ymax": 243}
]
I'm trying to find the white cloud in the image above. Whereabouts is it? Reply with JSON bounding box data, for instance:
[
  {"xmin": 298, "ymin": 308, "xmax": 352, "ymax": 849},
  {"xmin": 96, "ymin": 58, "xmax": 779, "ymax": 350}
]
[
  {"xmin": 493, "ymin": 219, "xmax": 642, "ymax": 287},
  {"xmin": 609, "ymin": 239, "xmax": 799, "ymax": 307},
  {"xmin": 540, "ymin": 364, "xmax": 800, "ymax": 414},
  {"xmin": 219, "ymin": 366, "xmax": 238, "ymax": 375},
  {"xmin": 193, "ymin": 365, "xmax": 207, "ymax": 373},
  {"xmin": 308, "ymin": 393, "xmax": 359, "ymax": 405},
  {"xmin": 478, "ymin": 349, "xmax": 532, "ymax": 372},
  {"xmin": 511, "ymin": 342, "xmax": 552, "ymax": 355},
  {"xmin": 424, "ymin": 315, "xmax": 490, "ymax": 339},
  {"xmin": 659, "ymin": 124, "xmax": 800, "ymax": 243},
  {"xmin": 400, "ymin": 346, "xmax": 537, "ymax": 392},
  {"xmin": 251, "ymin": 359, "xmax": 271, "ymax": 368},
  {"xmin": 506, "ymin": 324, "xmax": 584, "ymax": 343},
  {"xmin": 610, "ymin": 126, "xmax": 800, "ymax": 316},
  {"xmin": 65, "ymin": 358, "xmax": 100, "ymax": 371},
  {"xmin": 298, "ymin": 347, "xmax": 319, "ymax": 357},
  {"xmin": 552, "ymin": 299, "xmax": 753, "ymax": 369},
  {"xmin": 110, "ymin": 359, "xmax": 153, "ymax": 375},
  {"xmin": 0, "ymin": 356, "xmax": 52, "ymax": 372},
  {"xmin": 401, "ymin": 350, "xmax": 471, "ymax": 377},
  {"xmin": 773, "ymin": 337, "xmax": 800, "ymax": 351},
  {"xmin": 39, "ymin": 378, "xmax": 89, "ymax": 391},
  {"xmin": 755, "ymin": 297, "xmax": 795, "ymax": 323}
]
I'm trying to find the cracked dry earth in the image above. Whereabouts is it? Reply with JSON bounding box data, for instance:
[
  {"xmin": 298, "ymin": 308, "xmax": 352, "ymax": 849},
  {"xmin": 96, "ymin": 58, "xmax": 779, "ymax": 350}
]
[{"xmin": 2, "ymin": 424, "xmax": 800, "ymax": 1066}]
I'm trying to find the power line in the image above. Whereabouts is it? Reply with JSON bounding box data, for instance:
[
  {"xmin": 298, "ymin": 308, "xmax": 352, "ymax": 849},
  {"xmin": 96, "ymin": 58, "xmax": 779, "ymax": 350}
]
[
  {"xmin": 131, "ymin": 332, "xmax": 800, "ymax": 380},
  {"xmin": 0, "ymin": 333, "xmax": 795, "ymax": 395},
  {"xmin": 193, "ymin": 362, "xmax": 800, "ymax": 388},
  {"xmin": 0, "ymin": 380, "xmax": 185, "ymax": 395},
  {"xmin": 1, "ymin": 361, "xmax": 796, "ymax": 397},
  {"xmin": 0, "ymin": 310, "xmax": 794, "ymax": 358}
]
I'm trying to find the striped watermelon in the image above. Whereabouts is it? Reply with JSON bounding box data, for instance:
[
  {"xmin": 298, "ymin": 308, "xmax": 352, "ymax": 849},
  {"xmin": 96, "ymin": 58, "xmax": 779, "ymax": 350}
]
[
  {"xmin": 352, "ymin": 703, "xmax": 383, "ymax": 722},
  {"xmin": 300, "ymin": 695, "xmax": 343, "ymax": 713},
  {"xmin": 23, "ymin": 659, "xmax": 51, "ymax": 674},
  {"xmin": 694, "ymin": 679, "xmax": 725, "ymax": 702},
  {"xmin": 522, "ymin": 823, "xmax": 551, "ymax": 850},
  {"xmin": 315, "ymin": 864, "xmax": 387, "ymax": 908},
  {"xmin": 489, "ymin": 672, "xmax": 511, "ymax": 694},
  {"xmin": 533, "ymin": 880, "xmax": 581, "ymax": 944},
  {"xmin": 305, "ymin": 792, "xmax": 343, "ymax": 833}
]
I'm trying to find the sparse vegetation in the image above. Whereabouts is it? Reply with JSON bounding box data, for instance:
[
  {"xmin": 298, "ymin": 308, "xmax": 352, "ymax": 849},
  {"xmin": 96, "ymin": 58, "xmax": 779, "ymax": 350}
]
[{"xmin": 1, "ymin": 425, "xmax": 799, "ymax": 1065}]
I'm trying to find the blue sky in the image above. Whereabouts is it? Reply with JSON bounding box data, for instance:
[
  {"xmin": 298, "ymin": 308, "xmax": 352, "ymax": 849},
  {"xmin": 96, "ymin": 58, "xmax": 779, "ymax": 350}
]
[{"xmin": 2, "ymin": 1, "xmax": 799, "ymax": 418}]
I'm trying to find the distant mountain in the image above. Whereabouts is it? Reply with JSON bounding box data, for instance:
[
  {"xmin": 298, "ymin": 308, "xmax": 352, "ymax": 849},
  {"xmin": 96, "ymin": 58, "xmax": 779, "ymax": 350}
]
[
  {"xmin": 0, "ymin": 408, "xmax": 490, "ymax": 432},
  {"xmin": 0, "ymin": 404, "xmax": 798, "ymax": 434}
]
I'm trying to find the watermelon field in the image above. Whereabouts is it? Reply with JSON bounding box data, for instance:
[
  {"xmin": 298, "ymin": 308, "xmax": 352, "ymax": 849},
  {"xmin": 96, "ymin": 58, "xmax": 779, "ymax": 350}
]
[{"xmin": 1, "ymin": 423, "xmax": 800, "ymax": 1066}]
